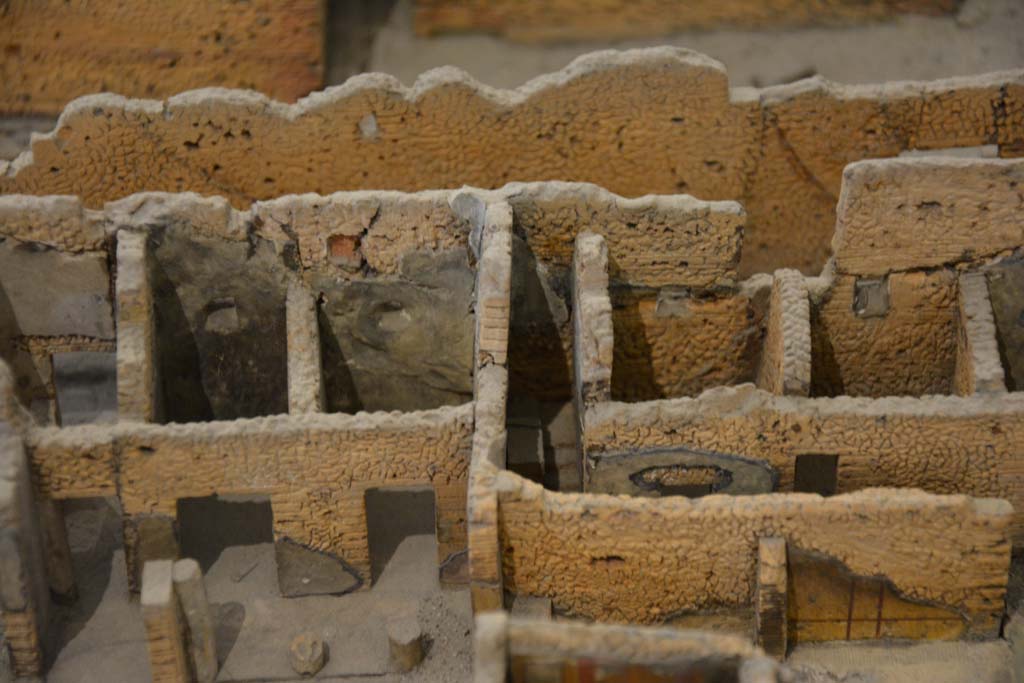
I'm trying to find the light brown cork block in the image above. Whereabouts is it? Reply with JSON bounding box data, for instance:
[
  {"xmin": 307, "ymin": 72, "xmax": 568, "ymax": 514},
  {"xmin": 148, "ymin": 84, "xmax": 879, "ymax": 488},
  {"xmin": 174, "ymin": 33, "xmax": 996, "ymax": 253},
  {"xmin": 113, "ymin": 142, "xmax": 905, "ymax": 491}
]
[
  {"xmin": 0, "ymin": 0, "xmax": 324, "ymax": 115},
  {"xmin": 413, "ymin": 0, "xmax": 956, "ymax": 42}
]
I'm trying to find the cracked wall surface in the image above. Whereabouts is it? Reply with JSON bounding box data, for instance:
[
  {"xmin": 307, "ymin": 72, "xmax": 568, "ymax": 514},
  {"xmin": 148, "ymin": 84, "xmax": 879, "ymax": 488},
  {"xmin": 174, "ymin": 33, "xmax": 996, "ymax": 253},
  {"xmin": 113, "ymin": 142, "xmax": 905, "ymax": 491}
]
[
  {"xmin": 2, "ymin": 48, "xmax": 1021, "ymax": 278},
  {"xmin": 0, "ymin": 0, "xmax": 324, "ymax": 115},
  {"xmin": 413, "ymin": 0, "xmax": 956, "ymax": 41}
]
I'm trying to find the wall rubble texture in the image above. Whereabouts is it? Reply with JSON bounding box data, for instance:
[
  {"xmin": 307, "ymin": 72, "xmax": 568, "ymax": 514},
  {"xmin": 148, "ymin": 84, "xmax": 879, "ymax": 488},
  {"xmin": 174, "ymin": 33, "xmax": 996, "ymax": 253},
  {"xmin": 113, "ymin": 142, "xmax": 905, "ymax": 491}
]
[
  {"xmin": 2, "ymin": 48, "xmax": 1021, "ymax": 277},
  {"xmin": 496, "ymin": 474, "xmax": 1011, "ymax": 635},
  {"xmin": 0, "ymin": 0, "xmax": 324, "ymax": 115},
  {"xmin": 413, "ymin": 0, "xmax": 956, "ymax": 41}
]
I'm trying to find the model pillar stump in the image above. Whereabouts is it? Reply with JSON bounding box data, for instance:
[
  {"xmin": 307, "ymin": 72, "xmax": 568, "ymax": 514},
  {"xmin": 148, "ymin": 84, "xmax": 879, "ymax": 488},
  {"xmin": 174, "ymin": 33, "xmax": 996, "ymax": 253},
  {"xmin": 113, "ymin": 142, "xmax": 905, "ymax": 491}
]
[
  {"xmin": 388, "ymin": 616, "xmax": 426, "ymax": 672},
  {"xmin": 172, "ymin": 559, "xmax": 217, "ymax": 683},
  {"xmin": 141, "ymin": 560, "xmax": 191, "ymax": 683},
  {"xmin": 754, "ymin": 537, "xmax": 788, "ymax": 659}
]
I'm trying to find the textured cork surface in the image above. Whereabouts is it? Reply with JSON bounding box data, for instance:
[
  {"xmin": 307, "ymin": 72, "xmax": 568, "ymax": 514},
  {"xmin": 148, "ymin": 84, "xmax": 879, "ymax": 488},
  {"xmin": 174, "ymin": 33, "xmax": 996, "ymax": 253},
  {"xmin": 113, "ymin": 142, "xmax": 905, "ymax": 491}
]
[
  {"xmin": 610, "ymin": 283, "xmax": 768, "ymax": 401},
  {"xmin": 2, "ymin": 48, "xmax": 1020, "ymax": 276},
  {"xmin": 757, "ymin": 270, "xmax": 811, "ymax": 396},
  {"xmin": 811, "ymin": 270, "xmax": 959, "ymax": 397},
  {"xmin": 833, "ymin": 158, "xmax": 1024, "ymax": 276},
  {"xmin": 27, "ymin": 403, "xmax": 473, "ymax": 582},
  {"xmin": 496, "ymin": 473, "xmax": 1010, "ymax": 634},
  {"xmin": 0, "ymin": 0, "xmax": 323, "ymax": 115},
  {"xmin": 585, "ymin": 386, "xmax": 1024, "ymax": 539},
  {"xmin": 413, "ymin": 0, "xmax": 956, "ymax": 42}
]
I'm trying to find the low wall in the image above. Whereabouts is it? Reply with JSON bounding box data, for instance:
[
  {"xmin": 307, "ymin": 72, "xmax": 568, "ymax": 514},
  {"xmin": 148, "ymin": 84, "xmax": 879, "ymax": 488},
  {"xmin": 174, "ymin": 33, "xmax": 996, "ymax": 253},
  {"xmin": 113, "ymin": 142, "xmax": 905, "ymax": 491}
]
[
  {"xmin": 496, "ymin": 474, "xmax": 1011, "ymax": 636},
  {"xmin": 584, "ymin": 387, "xmax": 1024, "ymax": 538},
  {"xmin": 26, "ymin": 402, "xmax": 473, "ymax": 587}
]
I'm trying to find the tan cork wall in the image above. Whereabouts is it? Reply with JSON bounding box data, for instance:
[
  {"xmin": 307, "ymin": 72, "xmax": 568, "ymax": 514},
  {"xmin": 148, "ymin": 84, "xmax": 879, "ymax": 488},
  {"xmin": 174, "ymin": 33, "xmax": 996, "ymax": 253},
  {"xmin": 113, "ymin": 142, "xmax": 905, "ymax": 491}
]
[
  {"xmin": 0, "ymin": 0, "xmax": 324, "ymax": 115},
  {"xmin": 811, "ymin": 270, "xmax": 959, "ymax": 397},
  {"xmin": 811, "ymin": 157, "xmax": 1024, "ymax": 398},
  {"xmin": 583, "ymin": 387, "xmax": 1024, "ymax": 535},
  {"xmin": 504, "ymin": 182, "xmax": 752, "ymax": 402},
  {"xmin": 609, "ymin": 282, "xmax": 769, "ymax": 402},
  {"xmin": 414, "ymin": 0, "xmax": 955, "ymax": 42},
  {"xmin": 496, "ymin": 473, "xmax": 1011, "ymax": 635},
  {"xmin": 25, "ymin": 404, "xmax": 473, "ymax": 585},
  {"xmin": 2, "ymin": 48, "xmax": 1021, "ymax": 277},
  {"xmin": 757, "ymin": 270, "xmax": 811, "ymax": 397}
]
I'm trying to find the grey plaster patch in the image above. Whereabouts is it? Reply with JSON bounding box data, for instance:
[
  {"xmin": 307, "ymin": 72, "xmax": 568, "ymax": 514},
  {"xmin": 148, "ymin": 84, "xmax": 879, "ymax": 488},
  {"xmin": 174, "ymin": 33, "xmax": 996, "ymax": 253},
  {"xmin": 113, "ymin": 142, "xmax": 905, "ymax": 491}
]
[
  {"xmin": 655, "ymin": 288, "xmax": 694, "ymax": 318},
  {"xmin": 0, "ymin": 240, "xmax": 113, "ymax": 338}
]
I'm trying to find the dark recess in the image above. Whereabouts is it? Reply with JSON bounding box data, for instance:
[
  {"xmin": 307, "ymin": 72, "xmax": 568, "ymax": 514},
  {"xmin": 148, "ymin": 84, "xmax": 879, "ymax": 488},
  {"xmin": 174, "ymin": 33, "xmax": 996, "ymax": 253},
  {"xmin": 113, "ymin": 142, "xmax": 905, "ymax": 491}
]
[
  {"xmin": 364, "ymin": 487, "xmax": 436, "ymax": 584},
  {"xmin": 793, "ymin": 454, "xmax": 839, "ymax": 496}
]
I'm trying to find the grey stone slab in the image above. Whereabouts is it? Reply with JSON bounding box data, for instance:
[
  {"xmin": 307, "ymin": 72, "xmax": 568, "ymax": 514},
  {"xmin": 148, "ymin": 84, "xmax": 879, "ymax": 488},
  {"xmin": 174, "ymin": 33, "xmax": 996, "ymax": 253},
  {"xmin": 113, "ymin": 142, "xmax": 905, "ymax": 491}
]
[
  {"xmin": 150, "ymin": 227, "xmax": 290, "ymax": 422},
  {"xmin": 0, "ymin": 241, "xmax": 113, "ymax": 338},
  {"xmin": 52, "ymin": 352, "xmax": 117, "ymax": 426},
  {"xmin": 274, "ymin": 539, "xmax": 361, "ymax": 598},
  {"xmin": 315, "ymin": 248, "xmax": 474, "ymax": 413}
]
